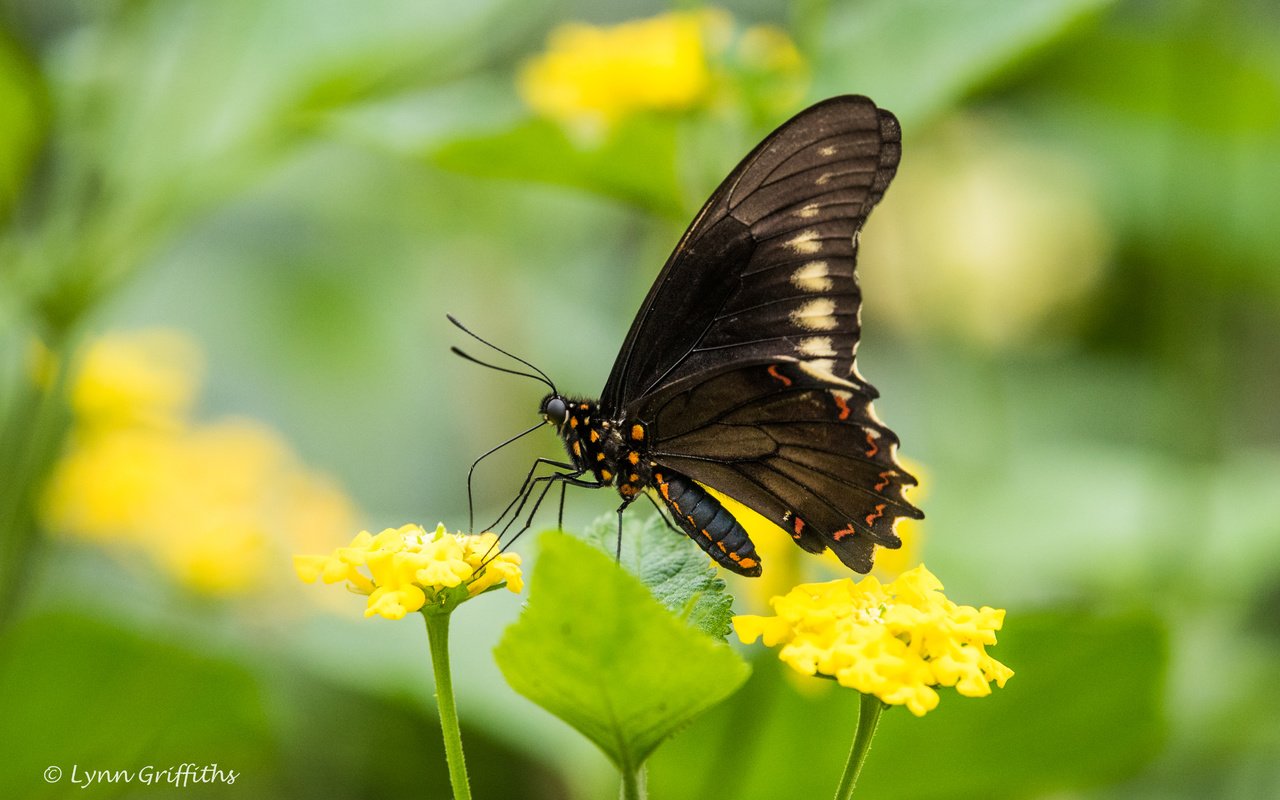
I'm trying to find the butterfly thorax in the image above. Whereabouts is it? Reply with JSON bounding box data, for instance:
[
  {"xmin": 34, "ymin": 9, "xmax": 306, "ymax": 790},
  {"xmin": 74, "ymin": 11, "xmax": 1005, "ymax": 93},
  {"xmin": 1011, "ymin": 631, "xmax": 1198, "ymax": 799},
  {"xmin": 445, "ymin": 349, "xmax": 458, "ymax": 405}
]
[{"xmin": 541, "ymin": 395, "xmax": 652, "ymax": 500}]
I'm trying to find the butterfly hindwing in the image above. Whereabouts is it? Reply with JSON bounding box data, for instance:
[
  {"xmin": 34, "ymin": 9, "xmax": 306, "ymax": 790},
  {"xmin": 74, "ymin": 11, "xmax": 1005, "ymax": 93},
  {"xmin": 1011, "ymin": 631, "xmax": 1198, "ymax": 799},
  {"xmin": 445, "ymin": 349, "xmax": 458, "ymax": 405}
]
[{"xmin": 644, "ymin": 360, "xmax": 921, "ymax": 572}]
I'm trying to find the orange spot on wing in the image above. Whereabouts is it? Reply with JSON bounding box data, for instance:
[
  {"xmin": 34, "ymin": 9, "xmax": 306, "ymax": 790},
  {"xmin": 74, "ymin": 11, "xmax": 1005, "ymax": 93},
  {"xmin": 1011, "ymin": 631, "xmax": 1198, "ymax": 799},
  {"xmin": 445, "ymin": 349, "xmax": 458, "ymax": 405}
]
[
  {"xmin": 767, "ymin": 365, "xmax": 793, "ymax": 386},
  {"xmin": 832, "ymin": 525, "xmax": 856, "ymax": 541},
  {"xmin": 792, "ymin": 516, "xmax": 805, "ymax": 540},
  {"xmin": 864, "ymin": 503, "xmax": 887, "ymax": 527},
  {"xmin": 874, "ymin": 471, "xmax": 893, "ymax": 492},
  {"xmin": 864, "ymin": 430, "xmax": 880, "ymax": 458},
  {"xmin": 833, "ymin": 393, "xmax": 851, "ymax": 420}
]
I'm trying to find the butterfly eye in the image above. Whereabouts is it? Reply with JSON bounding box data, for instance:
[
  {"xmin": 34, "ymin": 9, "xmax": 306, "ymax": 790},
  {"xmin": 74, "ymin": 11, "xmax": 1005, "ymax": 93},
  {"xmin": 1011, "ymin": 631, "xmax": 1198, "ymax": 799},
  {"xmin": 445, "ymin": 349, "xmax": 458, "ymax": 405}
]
[{"xmin": 541, "ymin": 396, "xmax": 569, "ymax": 428}]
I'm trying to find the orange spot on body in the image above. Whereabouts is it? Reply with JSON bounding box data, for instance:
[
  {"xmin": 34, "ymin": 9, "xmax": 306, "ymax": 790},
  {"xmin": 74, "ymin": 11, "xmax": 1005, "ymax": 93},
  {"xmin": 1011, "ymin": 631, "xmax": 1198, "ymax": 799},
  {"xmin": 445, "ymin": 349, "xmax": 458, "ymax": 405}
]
[
  {"xmin": 570, "ymin": 416, "xmax": 579, "ymax": 428},
  {"xmin": 601, "ymin": 469, "xmax": 613, "ymax": 481},
  {"xmin": 628, "ymin": 451, "xmax": 640, "ymax": 465},
  {"xmin": 590, "ymin": 430, "xmax": 599, "ymax": 442},
  {"xmin": 572, "ymin": 441, "xmax": 581, "ymax": 457},
  {"xmin": 739, "ymin": 558, "xmax": 759, "ymax": 570},
  {"xmin": 630, "ymin": 424, "xmax": 645, "ymax": 441},
  {"xmin": 767, "ymin": 365, "xmax": 793, "ymax": 386},
  {"xmin": 596, "ymin": 452, "xmax": 605, "ymax": 461}
]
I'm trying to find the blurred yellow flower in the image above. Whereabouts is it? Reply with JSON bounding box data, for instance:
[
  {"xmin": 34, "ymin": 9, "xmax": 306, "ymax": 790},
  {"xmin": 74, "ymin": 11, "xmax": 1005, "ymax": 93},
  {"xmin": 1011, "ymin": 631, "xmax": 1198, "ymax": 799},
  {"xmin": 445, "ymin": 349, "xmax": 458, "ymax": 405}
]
[
  {"xmin": 519, "ymin": 10, "xmax": 730, "ymax": 133},
  {"xmin": 70, "ymin": 328, "xmax": 201, "ymax": 431},
  {"xmin": 294, "ymin": 524, "xmax": 523, "ymax": 620},
  {"xmin": 41, "ymin": 329, "xmax": 358, "ymax": 597},
  {"xmin": 734, "ymin": 565, "xmax": 1012, "ymax": 716}
]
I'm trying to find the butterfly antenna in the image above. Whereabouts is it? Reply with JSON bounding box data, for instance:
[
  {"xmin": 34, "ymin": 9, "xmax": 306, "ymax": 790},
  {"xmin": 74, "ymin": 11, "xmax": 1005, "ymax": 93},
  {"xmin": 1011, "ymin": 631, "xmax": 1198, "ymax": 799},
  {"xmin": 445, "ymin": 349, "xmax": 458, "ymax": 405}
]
[
  {"xmin": 447, "ymin": 314, "xmax": 557, "ymax": 393},
  {"xmin": 450, "ymin": 346, "xmax": 555, "ymax": 389}
]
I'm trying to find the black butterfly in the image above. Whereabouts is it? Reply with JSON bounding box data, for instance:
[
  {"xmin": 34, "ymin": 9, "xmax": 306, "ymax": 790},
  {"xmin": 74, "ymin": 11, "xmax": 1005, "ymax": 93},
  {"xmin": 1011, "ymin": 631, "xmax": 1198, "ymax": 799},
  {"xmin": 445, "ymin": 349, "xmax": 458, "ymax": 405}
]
[{"xmin": 463, "ymin": 95, "xmax": 921, "ymax": 577}]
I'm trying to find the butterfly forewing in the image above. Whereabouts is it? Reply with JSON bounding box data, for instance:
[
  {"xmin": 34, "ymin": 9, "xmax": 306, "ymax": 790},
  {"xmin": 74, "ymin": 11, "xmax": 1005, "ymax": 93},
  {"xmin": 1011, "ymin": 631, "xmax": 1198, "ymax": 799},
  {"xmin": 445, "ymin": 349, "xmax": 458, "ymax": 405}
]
[{"xmin": 599, "ymin": 95, "xmax": 921, "ymax": 574}]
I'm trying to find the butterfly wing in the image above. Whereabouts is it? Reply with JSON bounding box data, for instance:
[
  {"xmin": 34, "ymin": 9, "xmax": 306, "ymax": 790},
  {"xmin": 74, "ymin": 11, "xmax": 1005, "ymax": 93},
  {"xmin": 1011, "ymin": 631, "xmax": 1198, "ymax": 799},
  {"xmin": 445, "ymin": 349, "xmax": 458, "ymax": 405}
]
[{"xmin": 600, "ymin": 95, "xmax": 921, "ymax": 572}]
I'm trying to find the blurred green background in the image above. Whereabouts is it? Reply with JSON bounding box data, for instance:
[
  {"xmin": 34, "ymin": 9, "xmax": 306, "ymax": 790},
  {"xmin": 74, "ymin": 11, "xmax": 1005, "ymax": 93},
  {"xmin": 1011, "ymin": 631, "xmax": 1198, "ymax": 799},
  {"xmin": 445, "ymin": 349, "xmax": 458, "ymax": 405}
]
[{"xmin": 1, "ymin": 0, "xmax": 1278, "ymax": 797}]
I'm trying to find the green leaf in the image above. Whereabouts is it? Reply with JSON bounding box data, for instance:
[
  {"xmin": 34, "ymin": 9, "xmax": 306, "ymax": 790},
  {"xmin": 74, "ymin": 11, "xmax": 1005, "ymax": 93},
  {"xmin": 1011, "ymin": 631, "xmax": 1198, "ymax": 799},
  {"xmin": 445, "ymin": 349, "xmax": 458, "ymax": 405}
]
[
  {"xmin": 580, "ymin": 511, "xmax": 737, "ymax": 639},
  {"xmin": 494, "ymin": 530, "xmax": 750, "ymax": 777},
  {"xmin": 814, "ymin": 0, "xmax": 1116, "ymax": 125},
  {"xmin": 649, "ymin": 608, "xmax": 1167, "ymax": 800},
  {"xmin": 431, "ymin": 116, "xmax": 687, "ymax": 218}
]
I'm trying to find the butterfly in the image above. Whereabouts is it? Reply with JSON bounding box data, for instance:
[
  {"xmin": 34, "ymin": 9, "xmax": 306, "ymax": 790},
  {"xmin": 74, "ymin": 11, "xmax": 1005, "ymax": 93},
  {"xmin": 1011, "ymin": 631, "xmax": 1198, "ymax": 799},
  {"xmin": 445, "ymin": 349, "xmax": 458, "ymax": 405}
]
[{"xmin": 463, "ymin": 95, "xmax": 922, "ymax": 577}]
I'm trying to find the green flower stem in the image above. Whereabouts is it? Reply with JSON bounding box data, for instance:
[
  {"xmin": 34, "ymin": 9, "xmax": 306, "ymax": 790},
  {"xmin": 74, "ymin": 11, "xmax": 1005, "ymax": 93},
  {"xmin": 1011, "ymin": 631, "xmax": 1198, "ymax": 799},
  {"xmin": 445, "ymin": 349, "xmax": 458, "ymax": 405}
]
[
  {"xmin": 0, "ymin": 353, "xmax": 71, "ymax": 629},
  {"xmin": 423, "ymin": 610, "xmax": 471, "ymax": 800},
  {"xmin": 833, "ymin": 692, "xmax": 885, "ymax": 800},
  {"xmin": 620, "ymin": 764, "xmax": 646, "ymax": 800}
]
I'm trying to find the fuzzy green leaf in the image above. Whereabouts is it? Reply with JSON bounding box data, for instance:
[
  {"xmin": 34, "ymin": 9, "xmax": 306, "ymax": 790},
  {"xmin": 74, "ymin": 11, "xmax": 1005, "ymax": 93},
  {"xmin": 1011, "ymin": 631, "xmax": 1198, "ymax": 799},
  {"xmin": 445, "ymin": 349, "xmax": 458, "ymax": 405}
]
[
  {"xmin": 494, "ymin": 530, "xmax": 750, "ymax": 776},
  {"xmin": 580, "ymin": 511, "xmax": 737, "ymax": 639}
]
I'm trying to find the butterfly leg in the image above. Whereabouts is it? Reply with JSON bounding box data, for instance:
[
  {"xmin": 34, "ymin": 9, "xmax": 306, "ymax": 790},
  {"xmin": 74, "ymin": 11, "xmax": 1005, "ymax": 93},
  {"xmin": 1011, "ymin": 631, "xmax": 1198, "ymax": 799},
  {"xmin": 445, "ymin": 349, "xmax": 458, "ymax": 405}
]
[
  {"xmin": 502, "ymin": 470, "xmax": 601, "ymax": 546},
  {"xmin": 613, "ymin": 497, "xmax": 637, "ymax": 564},
  {"xmin": 484, "ymin": 457, "xmax": 578, "ymax": 534}
]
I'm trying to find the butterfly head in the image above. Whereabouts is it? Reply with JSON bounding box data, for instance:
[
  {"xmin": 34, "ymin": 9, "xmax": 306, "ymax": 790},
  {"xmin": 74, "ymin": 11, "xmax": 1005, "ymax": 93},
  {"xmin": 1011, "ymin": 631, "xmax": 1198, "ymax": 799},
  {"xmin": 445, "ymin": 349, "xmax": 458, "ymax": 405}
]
[{"xmin": 539, "ymin": 393, "xmax": 570, "ymax": 431}]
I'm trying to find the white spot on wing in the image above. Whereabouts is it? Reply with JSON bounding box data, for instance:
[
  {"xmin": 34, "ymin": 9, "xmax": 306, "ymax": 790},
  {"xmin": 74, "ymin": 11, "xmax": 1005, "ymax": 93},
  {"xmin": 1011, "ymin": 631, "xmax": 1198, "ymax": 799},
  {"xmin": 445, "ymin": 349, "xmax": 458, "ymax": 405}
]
[
  {"xmin": 798, "ymin": 360, "xmax": 857, "ymax": 388},
  {"xmin": 791, "ymin": 261, "xmax": 832, "ymax": 292},
  {"xmin": 819, "ymin": 145, "xmax": 837, "ymax": 157},
  {"xmin": 794, "ymin": 203, "xmax": 821, "ymax": 219},
  {"xmin": 785, "ymin": 229, "xmax": 823, "ymax": 254},
  {"xmin": 864, "ymin": 401, "xmax": 886, "ymax": 426},
  {"xmin": 798, "ymin": 336, "xmax": 836, "ymax": 357},
  {"xmin": 790, "ymin": 298, "xmax": 838, "ymax": 330}
]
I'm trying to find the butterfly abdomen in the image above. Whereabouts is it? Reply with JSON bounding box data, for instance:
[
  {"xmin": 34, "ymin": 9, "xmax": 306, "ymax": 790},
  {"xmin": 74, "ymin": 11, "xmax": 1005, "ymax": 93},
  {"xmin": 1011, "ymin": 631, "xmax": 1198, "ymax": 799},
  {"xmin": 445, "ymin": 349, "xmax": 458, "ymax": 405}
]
[{"xmin": 652, "ymin": 469, "xmax": 762, "ymax": 577}]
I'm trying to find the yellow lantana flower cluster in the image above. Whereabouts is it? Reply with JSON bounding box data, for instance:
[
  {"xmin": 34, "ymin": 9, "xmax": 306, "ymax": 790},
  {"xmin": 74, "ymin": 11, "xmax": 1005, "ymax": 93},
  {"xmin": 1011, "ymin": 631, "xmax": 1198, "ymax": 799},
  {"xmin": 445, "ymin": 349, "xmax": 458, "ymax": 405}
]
[
  {"xmin": 519, "ymin": 10, "xmax": 727, "ymax": 132},
  {"xmin": 41, "ymin": 329, "xmax": 357, "ymax": 595},
  {"xmin": 294, "ymin": 524, "xmax": 523, "ymax": 620},
  {"xmin": 518, "ymin": 9, "xmax": 807, "ymax": 137},
  {"xmin": 734, "ymin": 565, "xmax": 1013, "ymax": 716}
]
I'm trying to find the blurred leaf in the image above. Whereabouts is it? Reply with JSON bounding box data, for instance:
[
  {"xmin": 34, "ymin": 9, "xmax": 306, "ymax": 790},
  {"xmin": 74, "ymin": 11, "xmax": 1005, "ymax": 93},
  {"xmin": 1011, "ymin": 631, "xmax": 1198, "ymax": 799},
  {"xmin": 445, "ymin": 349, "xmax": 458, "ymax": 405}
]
[
  {"xmin": 1009, "ymin": 22, "xmax": 1280, "ymax": 296},
  {"xmin": 0, "ymin": 28, "xmax": 46, "ymax": 221},
  {"xmin": 0, "ymin": 612, "xmax": 274, "ymax": 799},
  {"xmin": 0, "ymin": 609, "xmax": 571, "ymax": 799},
  {"xmin": 649, "ymin": 608, "xmax": 1167, "ymax": 800},
  {"xmin": 814, "ymin": 0, "xmax": 1116, "ymax": 125},
  {"xmin": 494, "ymin": 530, "xmax": 750, "ymax": 776},
  {"xmin": 432, "ymin": 116, "xmax": 686, "ymax": 218},
  {"xmin": 580, "ymin": 511, "xmax": 737, "ymax": 639}
]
